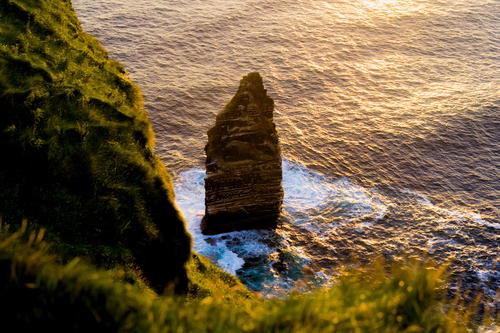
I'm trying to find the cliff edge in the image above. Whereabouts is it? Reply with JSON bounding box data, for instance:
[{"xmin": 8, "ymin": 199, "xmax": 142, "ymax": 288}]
[
  {"xmin": 202, "ymin": 73, "xmax": 283, "ymax": 235},
  {"xmin": 0, "ymin": 0, "xmax": 191, "ymax": 293}
]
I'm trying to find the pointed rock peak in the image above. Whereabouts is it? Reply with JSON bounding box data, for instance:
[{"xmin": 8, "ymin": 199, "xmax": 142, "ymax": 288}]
[
  {"xmin": 238, "ymin": 72, "xmax": 266, "ymax": 97},
  {"xmin": 219, "ymin": 72, "xmax": 274, "ymax": 120}
]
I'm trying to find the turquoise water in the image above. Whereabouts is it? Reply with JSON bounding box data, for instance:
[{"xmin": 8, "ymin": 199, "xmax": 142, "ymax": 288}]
[{"xmin": 72, "ymin": 0, "xmax": 499, "ymax": 297}]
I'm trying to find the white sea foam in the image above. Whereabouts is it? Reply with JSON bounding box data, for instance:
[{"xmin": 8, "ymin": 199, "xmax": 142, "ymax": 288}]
[
  {"xmin": 213, "ymin": 243, "xmax": 245, "ymax": 275},
  {"xmin": 283, "ymin": 160, "xmax": 387, "ymax": 231},
  {"xmin": 426, "ymin": 238, "xmax": 457, "ymax": 255},
  {"xmin": 282, "ymin": 161, "xmax": 333, "ymax": 211},
  {"xmin": 175, "ymin": 163, "xmax": 500, "ymax": 294}
]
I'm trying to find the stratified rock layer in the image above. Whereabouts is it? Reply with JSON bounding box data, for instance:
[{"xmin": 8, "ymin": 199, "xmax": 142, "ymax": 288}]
[{"xmin": 201, "ymin": 73, "xmax": 283, "ymax": 235}]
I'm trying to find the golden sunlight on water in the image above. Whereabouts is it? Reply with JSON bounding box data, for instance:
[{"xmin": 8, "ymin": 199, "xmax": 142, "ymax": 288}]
[
  {"xmin": 359, "ymin": 0, "xmax": 425, "ymax": 15},
  {"xmin": 320, "ymin": 0, "xmax": 428, "ymax": 23},
  {"xmin": 73, "ymin": 0, "xmax": 499, "ymax": 295}
]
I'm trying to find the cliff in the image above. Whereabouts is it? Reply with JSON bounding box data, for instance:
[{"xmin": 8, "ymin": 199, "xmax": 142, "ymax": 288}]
[
  {"xmin": 0, "ymin": 0, "xmax": 190, "ymax": 293},
  {"xmin": 202, "ymin": 73, "xmax": 283, "ymax": 234}
]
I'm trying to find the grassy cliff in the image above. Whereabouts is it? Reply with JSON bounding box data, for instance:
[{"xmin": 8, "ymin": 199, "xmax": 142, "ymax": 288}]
[{"xmin": 0, "ymin": 0, "xmax": 191, "ymax": 292}]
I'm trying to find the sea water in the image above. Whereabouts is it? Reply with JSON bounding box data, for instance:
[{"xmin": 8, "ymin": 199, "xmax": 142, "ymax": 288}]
[{"xmin": 72, "ymin": 0, "xmax": 499, "ymax": 297}]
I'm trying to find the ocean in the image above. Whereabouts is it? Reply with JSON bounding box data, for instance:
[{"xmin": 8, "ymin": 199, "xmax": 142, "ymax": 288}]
[{"xmin": 72, "ymin": 0, "xmax": 499, "ymax": 297}]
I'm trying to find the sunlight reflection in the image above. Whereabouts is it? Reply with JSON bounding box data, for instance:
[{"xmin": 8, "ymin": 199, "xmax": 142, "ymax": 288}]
[
  {"xmin": 359, "ymin": 0, "xmax": 426, "ymax": 15},
  {"xmin": 321, "ymin": 0, "xmax": 428, "ymax": 21}
]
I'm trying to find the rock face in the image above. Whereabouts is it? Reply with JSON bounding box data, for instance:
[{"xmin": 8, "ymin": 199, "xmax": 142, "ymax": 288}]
[{"xmin": 201, "ymin": 73, "xmax": 283, "ymax": 235}]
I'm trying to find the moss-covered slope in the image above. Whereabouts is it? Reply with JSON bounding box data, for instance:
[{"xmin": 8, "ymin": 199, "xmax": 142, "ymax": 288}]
[{"xmin": 0, "ymin": 0, "xmax": 191, "ymax": 292}]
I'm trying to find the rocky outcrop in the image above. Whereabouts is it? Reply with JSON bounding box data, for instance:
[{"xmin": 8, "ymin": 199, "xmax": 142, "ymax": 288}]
[{"xmin": 201, "ymin": 73, "xmax": 283, "ymax": 235}]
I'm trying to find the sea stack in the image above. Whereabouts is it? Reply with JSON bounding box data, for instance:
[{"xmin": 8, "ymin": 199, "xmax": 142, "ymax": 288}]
[{"xmin": 201, "ymin": 73, "xmax": 283, "ymax": 235}]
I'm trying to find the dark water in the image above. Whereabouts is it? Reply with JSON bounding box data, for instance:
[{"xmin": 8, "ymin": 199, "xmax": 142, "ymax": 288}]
[{"xmin": 72, "ymin": 0, "xmax": 499, "ymax": 298}]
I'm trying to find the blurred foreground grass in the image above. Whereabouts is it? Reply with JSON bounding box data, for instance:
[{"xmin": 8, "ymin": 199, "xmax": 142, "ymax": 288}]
[{"xmin": 1, "ymin": 224, "xmax": 494, "ymax": 332}]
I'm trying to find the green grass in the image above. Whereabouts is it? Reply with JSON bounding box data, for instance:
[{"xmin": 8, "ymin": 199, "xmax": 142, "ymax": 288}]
[
  {"xmin": 0, "ymin": 0, "xmax": 191, "ymax": 292},
  {"xmin": 1, "ymin": 225, "xmax": 487, "ymax": 332},
  {"xmin": 186, "ymin": 252, "xmax": 254, "ymax": 301}
]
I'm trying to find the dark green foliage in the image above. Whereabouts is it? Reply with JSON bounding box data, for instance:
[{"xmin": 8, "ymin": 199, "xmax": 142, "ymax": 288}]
[
  {"xmin": 0, "ymin": 225, "xmax": 163, "ymax": 331},
  {"xmin": 0, "ymin": 0, "xmax": 191, "ymax": 292}
]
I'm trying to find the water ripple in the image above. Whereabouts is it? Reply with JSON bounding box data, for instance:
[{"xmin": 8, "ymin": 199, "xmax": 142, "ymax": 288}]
[{"xmin": 73, "ymin": 0, "xmax": 499, "ymax": 296}]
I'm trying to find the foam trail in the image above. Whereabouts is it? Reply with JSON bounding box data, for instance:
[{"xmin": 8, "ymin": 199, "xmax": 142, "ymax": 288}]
[{"xmin": 402, "ymin": 189, "xmax": 499, "ymax": 230}]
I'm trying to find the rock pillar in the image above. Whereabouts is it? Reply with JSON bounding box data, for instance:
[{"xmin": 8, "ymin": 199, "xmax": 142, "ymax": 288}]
[{"xmin": 201, "ymin": 73, "xmax": 283, "ymax": 235}]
